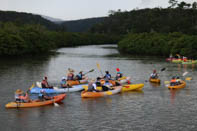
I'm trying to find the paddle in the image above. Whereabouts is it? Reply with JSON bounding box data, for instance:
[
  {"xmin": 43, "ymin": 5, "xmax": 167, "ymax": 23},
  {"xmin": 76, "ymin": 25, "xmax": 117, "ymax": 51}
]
[
  {"xmin": 96, "ymin": 63, "xmax": 103, "ymax": 77},
  {"xmin": 84, "ymin": 69, "xmax": 94, "ymax": 75}
]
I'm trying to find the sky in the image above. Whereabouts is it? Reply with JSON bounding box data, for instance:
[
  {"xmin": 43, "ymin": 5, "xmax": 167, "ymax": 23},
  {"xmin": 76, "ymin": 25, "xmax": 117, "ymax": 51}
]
[{"xmin": 0, "ymin": 0, "xmax": 196, "ymax": 20}]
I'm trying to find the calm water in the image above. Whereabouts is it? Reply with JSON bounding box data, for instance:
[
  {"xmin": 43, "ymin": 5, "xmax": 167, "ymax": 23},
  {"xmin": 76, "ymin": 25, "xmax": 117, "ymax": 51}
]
[{"xmin": 0, "ymin": 45, "xmax": 197, "ymax": 131}]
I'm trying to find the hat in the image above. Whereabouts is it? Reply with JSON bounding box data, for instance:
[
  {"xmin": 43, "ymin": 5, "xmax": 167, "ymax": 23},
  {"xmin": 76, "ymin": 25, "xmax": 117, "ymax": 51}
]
[
  {"xmin": 15, "ymin": 89, "xmax": 23, "ymax": 94},
  {"xmin": 153, "ymin": 70, "xmax": 156, "ymax": 73},
  {"xmin": 62, "ymin": 77, "xmax": 66, "ymax": 80},
  {"xmin": 68, "ymin": 68, "xmax": 74, "ymax": 73},
  {"xmin": 43, "ymin": 76, "xmax": 47, "ymax": 80}
]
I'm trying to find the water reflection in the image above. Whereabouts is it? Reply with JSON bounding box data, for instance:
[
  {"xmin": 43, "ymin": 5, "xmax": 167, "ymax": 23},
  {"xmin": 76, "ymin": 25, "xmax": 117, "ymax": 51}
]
[{"xmin": 1, "ymin": 45, "xmax": 197, "ymax": 131}]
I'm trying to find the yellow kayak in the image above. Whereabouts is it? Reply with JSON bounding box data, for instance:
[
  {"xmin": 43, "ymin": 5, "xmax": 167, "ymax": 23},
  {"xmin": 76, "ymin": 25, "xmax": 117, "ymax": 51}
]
[
  {"xmin": 83, "ymin": 83, "xmax": 144, "ymax": 92},
  {"xmin": 149, "ymin": 78, "xmax": 160, "ymax": 83},
  {"xmin": 81, "ymin": 86, "xmax": 122, "ymax": 98},
  {"xmin": 168, "ymin": 81, "xmax": 186, "ymax": 89}
]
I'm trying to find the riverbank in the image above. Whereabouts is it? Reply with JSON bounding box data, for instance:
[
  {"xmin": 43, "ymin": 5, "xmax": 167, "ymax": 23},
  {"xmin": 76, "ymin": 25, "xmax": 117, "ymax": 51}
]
[{"xmin": 118, "ymin": 32, "xmax": 197, "ymax": 59}]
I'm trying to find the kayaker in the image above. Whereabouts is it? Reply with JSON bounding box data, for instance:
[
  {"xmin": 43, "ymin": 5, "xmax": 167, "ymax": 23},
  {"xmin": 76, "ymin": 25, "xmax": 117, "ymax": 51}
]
[
  {"xmin": 75, "ymin": 71, "xmax": 84, "ymax": 80},
  {"xmin": 104, "ymin": 71, "xmax": 112, "ymax": 80},
  {"xmin": 150, "ymin": 70, "xmax": 158, "ymax": 79},
  {"xmin": 170, "ymin": 76, "xmax": 177, "ymax": 86},
  {"xmin": 87, "ymin": 79, "xmax": 99, "ymax": 92},
  {"xmin": 60, "ymin": 77, "xmax": 68, "ymax": 88},
  {"xmin": 115, "ymin": 72, "xmax": 123, "ymax": 80},
  {"xmin": 38, "ymin": 90, "xmax": 51, "ymax": 101},
  {"xmin": 67, "ymin": 68, "xmax": 75, "ymax": 80},
  {"xmin": 176, "ymin": 76, "xmax": 181, "ymax": 85},
  {"xmin": 183, "ymin": 56, "xmax": 187, "ymax": 62},
  {"xmin": 41, "ymin": 76, "xmax": 53, "ymax": 89},
  {"xmin": 15, "ymin": 89, "xmax": 30, "ymax": 103},
  {"xmin": 103, "ymin": 80, "xmax": 114, "ymax": 90}
]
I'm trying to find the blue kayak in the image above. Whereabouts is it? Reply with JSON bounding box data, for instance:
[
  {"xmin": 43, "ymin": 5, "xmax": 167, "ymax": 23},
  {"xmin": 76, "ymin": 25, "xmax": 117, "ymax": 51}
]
[{"xmin": 30, "ymin": 84, "xmax": 86, "ymax": 94}]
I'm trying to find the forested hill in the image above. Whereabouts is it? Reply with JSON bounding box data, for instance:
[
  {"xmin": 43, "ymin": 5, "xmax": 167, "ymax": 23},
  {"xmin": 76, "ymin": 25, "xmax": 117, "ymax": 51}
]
[
  {"xmin": 0, "ymin": 10, "xmax": 64, "ymax": 31},
  {"xmin": 90, "ymin": 8, "xmax": 197, "ymax": 35},
  {"xmin": 61, "ymin": 17, "xmax": 106, "ymax": 32}
]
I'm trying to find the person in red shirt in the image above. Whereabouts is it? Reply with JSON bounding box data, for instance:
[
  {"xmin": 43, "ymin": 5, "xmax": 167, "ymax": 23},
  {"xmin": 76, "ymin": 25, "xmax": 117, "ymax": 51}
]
[{"xmin": 41, "ymin": 76, "xmax": 53, "ymax": 89}]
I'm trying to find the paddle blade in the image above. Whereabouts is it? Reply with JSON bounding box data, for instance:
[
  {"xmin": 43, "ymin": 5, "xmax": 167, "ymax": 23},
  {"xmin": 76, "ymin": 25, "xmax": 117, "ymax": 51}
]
[
  {"xmin": 116, "ymin": 68, "xmax": 120, "ymax": 72},
  {"xmin": 54, "ymin": 103, "xmax": 59, "ymax": 107},
  {"xmin": 96, "ymin": 63, "xmax": 101, "ymax": 70},
  {"xmin": 29, "ymin": 83, "xmax": 35, "ymax": 90},
  {"xmin": 89, "ymin": 69, "xmax": 94, "ymax": 72},
  {"xmin": 161, "ymin": 68, "xmax": 166, "ymax": 72},
  {"xmin": 164, "ymin": 81, "xmax": 170, "ymax": 84},
  {"xmin": 185, "ymin": 77, "xmax": 192, "ymax": 81},
  {"xmin": 182, "ymin": 72, "xmax": 188, "ymax": 76}
]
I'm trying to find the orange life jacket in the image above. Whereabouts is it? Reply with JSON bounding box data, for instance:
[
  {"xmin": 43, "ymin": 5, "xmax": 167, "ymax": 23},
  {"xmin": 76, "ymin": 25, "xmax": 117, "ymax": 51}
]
[{"xmin": 171, "ymin": 79, "xmax": 176, "ymax": 83}]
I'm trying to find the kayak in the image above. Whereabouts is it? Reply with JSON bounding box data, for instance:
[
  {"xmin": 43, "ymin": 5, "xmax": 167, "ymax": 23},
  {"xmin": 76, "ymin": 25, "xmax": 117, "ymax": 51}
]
[
  {"xmin": 172, "ymin": 59, "xmax": 182, "ymax": 63},
  {"xmin": 83, "ymin": 83, "xmax": 144, "ymax": 92},
  {"xmin": 149, "ymin": 78, "xmax": 160, "ymax": 83},
  {"xmin": 108, "ymin": 76, "xmax": 131, "ymax": 86},
  {"xmin": 67, "ymin": 79, "xmax": 88, "ymax": 86},
  {"xmin": 168, "ymin": 81, "xmax": 186, "ymax": 89},
  {"xmin": 81, "ymin": 86, "xmax": 122, "ymax": 98},
  {"xmin": 30, "ymin": 84, "xmax": 86, "ymax": 94},
  {"xmin": 182, "ymin": 60, "xmax": 197, "ymax": 65},
  {"xmin": 5, "ymin": 94, "xmax": 66, "ymax": 108}
]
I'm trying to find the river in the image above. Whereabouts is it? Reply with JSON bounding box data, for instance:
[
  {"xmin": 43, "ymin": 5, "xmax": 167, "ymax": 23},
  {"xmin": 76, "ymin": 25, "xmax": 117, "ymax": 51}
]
[{"xmin": 0, "ymin": 44, "xmax": 197, "ymax": 131}]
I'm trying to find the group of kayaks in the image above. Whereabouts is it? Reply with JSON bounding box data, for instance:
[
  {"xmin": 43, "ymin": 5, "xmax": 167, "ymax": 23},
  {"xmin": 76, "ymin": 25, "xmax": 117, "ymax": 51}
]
[
  {"xmin": 5, "ymin": 77, "xmax": 144, "ymax": 108},
  {"xmin": 166, "ymin": 58, "xmax": 197, "ymax": 65}
]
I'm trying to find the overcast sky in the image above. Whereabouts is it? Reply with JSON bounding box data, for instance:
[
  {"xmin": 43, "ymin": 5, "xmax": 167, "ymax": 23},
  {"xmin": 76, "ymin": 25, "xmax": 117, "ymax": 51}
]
[{"xmin": 0, "ymin": 0, "xmax": 196, "ymax": 20}]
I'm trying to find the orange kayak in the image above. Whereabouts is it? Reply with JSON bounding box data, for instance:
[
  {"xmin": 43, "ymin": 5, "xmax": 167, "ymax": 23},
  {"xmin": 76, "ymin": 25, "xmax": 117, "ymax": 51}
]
[
  {"xmin": 81, "ymin": 86, "xmax": 122, "ymax": 98},
  {"xmin": 168, "ymin": 81, "xmax": 186, "ymax": 89},
  {"xmin": 67, "ymin": 80, "xmax": 88, "ymax": 86},
  {"xmin": 5, "ymin": 94, "xmax": 66, "ymax": 108},
  {"xmin": 149, "ymin": 78, "xmax": 160, "ymax": 83}
]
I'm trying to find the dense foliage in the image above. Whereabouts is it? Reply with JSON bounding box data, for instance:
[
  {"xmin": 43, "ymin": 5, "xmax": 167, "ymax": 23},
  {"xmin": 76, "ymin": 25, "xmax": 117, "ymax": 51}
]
[
  {"xmin": 90, "ymin": 8, "xmax": 197, "ymax": 35},
  {"xmin": 118, "ymin": 32, "xmax": 197, "ymax": 59},
  {"xmin": 0, "ymin": 22, "xmax": 119, "ymax": 56}
]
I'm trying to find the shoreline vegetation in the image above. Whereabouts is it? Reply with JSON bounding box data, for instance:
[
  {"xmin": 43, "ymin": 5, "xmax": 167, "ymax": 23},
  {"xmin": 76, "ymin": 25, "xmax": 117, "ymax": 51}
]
[
  {"xmin": 1, "ymin": 0, "xmax": 197, "ymax": 57},
  {"xmin": 0, "ymin": 22, "xmax": 120, "ymax": 56}
]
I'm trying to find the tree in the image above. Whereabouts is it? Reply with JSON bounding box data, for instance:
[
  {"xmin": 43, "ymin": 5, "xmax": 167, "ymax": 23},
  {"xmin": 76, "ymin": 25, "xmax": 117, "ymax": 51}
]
[
  {"xmin": 178, "ymin": 1, "xmax": 187, "ymax": 9},
  {"xmin": 168, "ymin": 0, "xmax": 178, "ymax": 8},
  {"xmin": 192, "ymin": 2, "xmax": 197, "ymax": 9}
]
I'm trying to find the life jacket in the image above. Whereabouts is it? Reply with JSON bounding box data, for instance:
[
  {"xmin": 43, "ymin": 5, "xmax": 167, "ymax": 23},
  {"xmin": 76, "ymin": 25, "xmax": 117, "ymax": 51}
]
[
  {"xmin": 171, "ymin": 79, "xmax": 176, "ymax": 83},
  {"xmin": 67, "ymin": 73, "xmax": 74, "ymax": 80},
  {"xmin": 41, "ymin": 80, "xmax": 49, "ymax": 88},
  {"xmin": 76, "ymin": 74, "xmax": 82, "ymax": 80}
]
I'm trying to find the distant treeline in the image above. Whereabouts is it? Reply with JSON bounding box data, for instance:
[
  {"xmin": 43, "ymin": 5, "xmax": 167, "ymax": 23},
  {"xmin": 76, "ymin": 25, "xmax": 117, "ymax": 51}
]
[
  {"xmin": 118, "ymin": 32, "xmax": 197, "ymax": 59},
  {"xmin": 0, "ymin": 22, "xmax": 120, "ymax": 56},
  {"xmin": 61, "ymin": 17, "xmax": 106, "ymax": 32},
  {"xmin": 90, "ymin": 7, "xmax": 197, "ymax": 35}
]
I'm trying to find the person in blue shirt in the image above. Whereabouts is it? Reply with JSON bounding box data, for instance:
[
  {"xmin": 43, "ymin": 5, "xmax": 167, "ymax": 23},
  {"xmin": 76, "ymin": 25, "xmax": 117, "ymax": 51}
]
[
  {"xmin": 75, "ymin": 71, "xmax": 84, "ymax": 80},
  {"xmin": 115, "ymin": 72, "xmax": 123, "ymax": 80},
  {"xmin": 104, "ymin": 71, "xmax": 112, "ymax": 80},
  {"xmin": 60, "ymin": 77, "xmax": 68, "ymax": 88}
]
